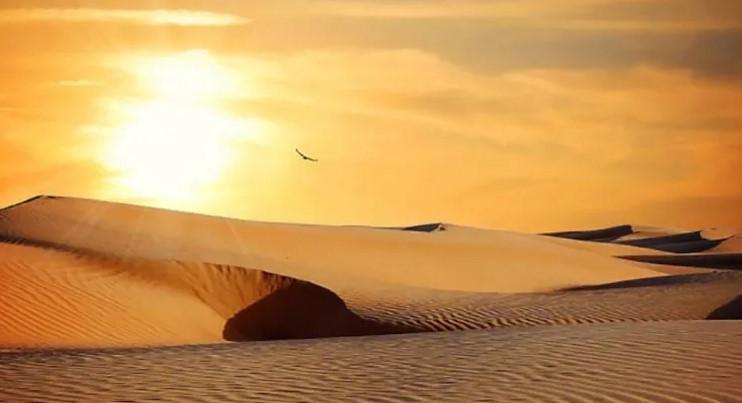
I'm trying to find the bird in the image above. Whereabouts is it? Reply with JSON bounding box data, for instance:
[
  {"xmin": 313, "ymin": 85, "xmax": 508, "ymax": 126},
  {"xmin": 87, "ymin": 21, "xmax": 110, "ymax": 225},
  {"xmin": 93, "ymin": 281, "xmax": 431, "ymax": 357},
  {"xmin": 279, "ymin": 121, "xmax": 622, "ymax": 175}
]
[{"xmin": 296, "ymin": 148, "xmax": 318, "ymax": 162}]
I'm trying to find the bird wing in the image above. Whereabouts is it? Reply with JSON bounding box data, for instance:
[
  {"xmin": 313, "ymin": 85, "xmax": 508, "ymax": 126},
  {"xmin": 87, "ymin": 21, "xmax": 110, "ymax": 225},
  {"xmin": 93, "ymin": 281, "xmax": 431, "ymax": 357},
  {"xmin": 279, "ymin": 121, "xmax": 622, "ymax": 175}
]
[{"xmin": 296, "ymin": 148, "xmax": 318, "ymax": 162}]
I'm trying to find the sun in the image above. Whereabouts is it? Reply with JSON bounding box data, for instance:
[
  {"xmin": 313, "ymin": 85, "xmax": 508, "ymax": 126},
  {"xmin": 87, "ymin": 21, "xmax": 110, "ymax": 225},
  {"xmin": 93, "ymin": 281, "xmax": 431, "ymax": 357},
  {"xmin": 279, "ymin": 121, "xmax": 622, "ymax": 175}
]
[{"xmin": 102, "ymin": 51, "xmax": 262, "ymax": 206}]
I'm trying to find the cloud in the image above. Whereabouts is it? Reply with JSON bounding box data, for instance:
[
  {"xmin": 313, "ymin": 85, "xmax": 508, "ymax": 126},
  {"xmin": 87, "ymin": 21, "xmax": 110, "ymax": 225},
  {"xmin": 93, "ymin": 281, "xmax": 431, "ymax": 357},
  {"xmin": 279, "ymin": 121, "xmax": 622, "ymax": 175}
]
[
  {"xmin": 1, "ymin": 5, "xmax": 739, "ymax": 80},
  {"xmin": 0, "ymin": 8, "xmax": 251, "ymax": 26},
  {"xmin": 580, "ymin": 0, "xmax": 742, "ymax": 31},
  {"xmin": 659, "ymin": 29, "xmax": 742, "ymax": 79},
  {"xmin": 219, "ymin": 48, "xmax": 741, "ymax": 228},
  {"xmin": 48, "ymin": 80, "xmax": 104, "ymax": 87},
  {"xmin": 322, "ymin": 21, "xmax": 742, "ymax": 79},
  {"xmin": 312, "ymin": 0, "xmax": 742, "ymax": 30}
]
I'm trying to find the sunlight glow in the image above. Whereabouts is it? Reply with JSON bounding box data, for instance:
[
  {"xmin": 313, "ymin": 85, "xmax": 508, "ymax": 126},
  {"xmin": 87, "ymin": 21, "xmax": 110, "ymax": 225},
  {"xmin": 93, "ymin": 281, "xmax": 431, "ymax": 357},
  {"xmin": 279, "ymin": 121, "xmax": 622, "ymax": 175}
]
[
  {"xmin": 0, "ymin": 8, "xmax": 250, "ymax": 27},
  {"xmin": 103, "ymin": 50, "xmax": 263, "ymax": 205},
  {"xmin": 134, "ymin": 51, "xmax": 237, "ymax": 99}
]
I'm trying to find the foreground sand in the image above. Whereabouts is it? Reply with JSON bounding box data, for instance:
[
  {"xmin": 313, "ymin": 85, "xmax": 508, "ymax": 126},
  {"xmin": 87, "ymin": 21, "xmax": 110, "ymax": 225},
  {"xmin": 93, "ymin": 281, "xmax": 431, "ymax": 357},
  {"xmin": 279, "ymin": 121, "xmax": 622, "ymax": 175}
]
[
  {"xmin": 1, "ymin": 196, "xmax": 740, "ymax": 401},
  {"xmin": 2, "ymin": 322, "xmax": 741, "ymax": 402}
]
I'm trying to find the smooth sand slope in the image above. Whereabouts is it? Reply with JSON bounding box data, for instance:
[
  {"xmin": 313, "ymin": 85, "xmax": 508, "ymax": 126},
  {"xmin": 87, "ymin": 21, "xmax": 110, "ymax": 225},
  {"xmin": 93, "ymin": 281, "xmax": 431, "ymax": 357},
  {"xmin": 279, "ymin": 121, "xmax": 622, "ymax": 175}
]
[
  {"xmin": 2, "ymin": 322, "xmax": 741, "ymax": 402},
  {"xmin": 0, "ymin": 196, "xmax": 660, "ymax": 293}
]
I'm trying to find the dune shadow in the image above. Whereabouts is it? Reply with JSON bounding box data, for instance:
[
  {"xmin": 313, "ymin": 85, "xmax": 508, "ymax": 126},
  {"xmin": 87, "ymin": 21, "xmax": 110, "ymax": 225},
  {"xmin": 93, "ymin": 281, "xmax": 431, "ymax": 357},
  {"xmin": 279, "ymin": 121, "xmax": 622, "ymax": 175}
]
[
  {"xmin": 562, "ymin": 272, "xmax": 733, "ymax": 291},
  {"xmin": 223, "ymin": 280, "xmax": 417, "ymax": 341},
  {"xmin": 543, "ymin": 225, "xmax": 633, "ymax": 242},
  {"xmin": 619, "ymin": 253, "xmax": 742, "ymax": 270},
  {"xmin": 385, "ymin": 223, "xmax": 446, "ymax": 233},
  {"xmin": 640, "ymin": 239, "xmax": 727, "ymax": 253},
  {"xmin": 616, "ymin": 231, "xmax": 703, "ymax": 247},
  {"xmin": 707, "ymin": 295, "xmax": 742, "ymax": 319},
  {"xmin": 616, "ymin": 231, "xmax": 727, "ymax": 253},
  {"xmin": 544, "ymin": 225, "xmax": 728, "ymax": 254}
]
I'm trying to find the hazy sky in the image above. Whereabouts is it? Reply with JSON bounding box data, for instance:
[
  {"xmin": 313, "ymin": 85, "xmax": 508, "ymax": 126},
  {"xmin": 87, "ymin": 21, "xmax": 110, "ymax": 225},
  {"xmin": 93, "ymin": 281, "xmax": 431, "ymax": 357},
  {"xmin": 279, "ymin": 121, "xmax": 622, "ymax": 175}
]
[{"xmin": 1, "ymin": 0, "xmax": 740, "ymax": 231}]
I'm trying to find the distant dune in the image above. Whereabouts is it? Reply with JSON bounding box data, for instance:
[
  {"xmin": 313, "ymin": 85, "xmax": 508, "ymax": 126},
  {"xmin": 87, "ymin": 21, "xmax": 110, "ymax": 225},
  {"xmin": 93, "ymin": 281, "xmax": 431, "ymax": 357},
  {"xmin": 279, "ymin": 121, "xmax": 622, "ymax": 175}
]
[
  {"xmin": 1, "ymin": 196, "xmax": 740, "ymax": 400},
  {"xmin": 545, "ymin": 224, "xmax": 738, "ymax": 254}
]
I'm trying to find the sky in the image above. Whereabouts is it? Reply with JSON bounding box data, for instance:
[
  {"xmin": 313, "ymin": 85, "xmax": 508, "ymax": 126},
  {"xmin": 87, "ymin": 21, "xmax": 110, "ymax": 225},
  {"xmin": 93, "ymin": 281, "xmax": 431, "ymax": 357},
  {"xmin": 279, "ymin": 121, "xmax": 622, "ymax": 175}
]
[{"xmin": 0, "ymin": 0, "xmax": 740, "ymax": 231}]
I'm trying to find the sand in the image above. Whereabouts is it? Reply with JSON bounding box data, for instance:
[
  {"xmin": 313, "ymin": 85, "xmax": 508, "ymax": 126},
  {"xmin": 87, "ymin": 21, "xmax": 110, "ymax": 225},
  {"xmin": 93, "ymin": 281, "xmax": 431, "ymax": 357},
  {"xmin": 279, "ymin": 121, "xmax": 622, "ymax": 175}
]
[
  {"xmin": 1, "ymin": 196, "xmax": 741, "ymax": 401},
  {"xmin": 0, "ymin": 196, "xmax": 661, "ymax": 293},
  {"xmin": 2, "ymin": 322, "xmax": 740, "ymax": 402}
]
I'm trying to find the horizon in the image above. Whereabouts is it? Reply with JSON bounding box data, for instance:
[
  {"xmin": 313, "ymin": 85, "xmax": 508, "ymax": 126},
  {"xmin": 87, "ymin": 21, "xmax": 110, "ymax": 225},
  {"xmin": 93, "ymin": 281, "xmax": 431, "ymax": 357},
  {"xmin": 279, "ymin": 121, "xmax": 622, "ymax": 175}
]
[
  {"xmin": 0, "ymin": 194, "xmax": 732, "ymax": 235},
  {"xmin": 1, "ymin": 1, "xmax": 741, "ymax": 231}
]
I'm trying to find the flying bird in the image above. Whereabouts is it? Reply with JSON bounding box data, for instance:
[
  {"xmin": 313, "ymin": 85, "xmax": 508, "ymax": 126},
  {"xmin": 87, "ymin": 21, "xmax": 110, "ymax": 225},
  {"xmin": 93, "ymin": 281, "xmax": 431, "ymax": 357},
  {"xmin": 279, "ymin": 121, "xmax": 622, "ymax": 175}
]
[{"xmin": 296, "ymin": 148, "xmax": 318, "ymax": 162}]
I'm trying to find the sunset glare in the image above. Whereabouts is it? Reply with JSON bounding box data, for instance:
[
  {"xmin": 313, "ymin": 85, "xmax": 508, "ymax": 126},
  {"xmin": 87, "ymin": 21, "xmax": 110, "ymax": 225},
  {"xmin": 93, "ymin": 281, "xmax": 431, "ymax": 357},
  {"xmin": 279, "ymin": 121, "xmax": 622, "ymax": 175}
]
[{"xmin": 101, "ymin": 51, "xmax": 262, "ymax": 205}]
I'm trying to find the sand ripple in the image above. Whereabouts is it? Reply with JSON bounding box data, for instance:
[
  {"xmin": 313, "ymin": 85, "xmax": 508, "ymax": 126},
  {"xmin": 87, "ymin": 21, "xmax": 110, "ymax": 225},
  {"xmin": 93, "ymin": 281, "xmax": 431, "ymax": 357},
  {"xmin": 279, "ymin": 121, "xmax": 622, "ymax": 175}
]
[{"xmin": 1, "ymin": 321, "xmax": 740, "ymax": 402}]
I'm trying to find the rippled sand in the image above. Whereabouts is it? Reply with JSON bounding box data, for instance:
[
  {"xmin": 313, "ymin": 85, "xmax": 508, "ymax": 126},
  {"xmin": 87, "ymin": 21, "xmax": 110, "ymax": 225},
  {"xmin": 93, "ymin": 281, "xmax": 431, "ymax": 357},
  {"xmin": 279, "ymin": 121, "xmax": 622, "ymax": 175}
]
[{"xmin": 2, "ymin": 322, "xmax": 741, "ymax": 402}]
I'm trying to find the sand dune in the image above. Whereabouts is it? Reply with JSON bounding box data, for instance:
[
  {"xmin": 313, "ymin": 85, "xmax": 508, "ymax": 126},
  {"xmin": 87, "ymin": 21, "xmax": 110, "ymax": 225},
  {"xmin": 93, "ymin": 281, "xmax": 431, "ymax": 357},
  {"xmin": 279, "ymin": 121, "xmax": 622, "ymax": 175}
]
[
  {"xmin": 2, "ymin": 321, "xmax": 740, "ymax": 402},
  {"xmin": 1, "ymin": 196, "xmax": 739, "ymax": 348},
  {"xmin": 711, "ymin": 233, "xmax": 742, "ymax": 253},
  {"xmin": 0, "ymin": 242, "xmax": 224, "ymax": 347},
  {"xmin": 0, "ymin": 242, "xmax": 413, "ymax": 348},
  {"xmin": 546, "ymin": 223, "xmax": 735, "ymax": 254},
  {"xmin": 2, "ymin": 195, "xmax": 741, "ymax": 401},
  {"xmin": 543, "ymin": 223, "xmax": 742, "ymax": 274},
  {"xmin": 342, "ymin": 271, "xmax": 741, "ymax": 331},
  {"xmin": 3, "ymin": 237, "xmax": 737, "ymax": 347},
  {"xmin": 0, "ymin": 196, "xmax": 661, "ymax": 293}
]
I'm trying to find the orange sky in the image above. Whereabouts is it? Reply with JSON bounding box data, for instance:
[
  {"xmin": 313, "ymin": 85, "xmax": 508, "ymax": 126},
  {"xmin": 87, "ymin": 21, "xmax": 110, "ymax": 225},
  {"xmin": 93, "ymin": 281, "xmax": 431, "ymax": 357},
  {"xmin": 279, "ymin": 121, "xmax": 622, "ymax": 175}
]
[{"xmin": 1, "ymin": 0, "xmax": 741, "ymax": 231}]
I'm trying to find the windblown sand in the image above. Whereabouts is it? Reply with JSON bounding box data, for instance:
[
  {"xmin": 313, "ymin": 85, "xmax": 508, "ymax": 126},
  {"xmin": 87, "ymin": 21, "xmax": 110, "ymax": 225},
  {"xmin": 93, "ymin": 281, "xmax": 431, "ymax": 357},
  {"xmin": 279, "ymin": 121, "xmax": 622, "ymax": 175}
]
[
  {"xmin": 2, "ymin": 322, "xmax": 741, "ymax": 402},
  {"xmin": 1, "ymin": 196, "xmax": 740, "ymax": 401}
]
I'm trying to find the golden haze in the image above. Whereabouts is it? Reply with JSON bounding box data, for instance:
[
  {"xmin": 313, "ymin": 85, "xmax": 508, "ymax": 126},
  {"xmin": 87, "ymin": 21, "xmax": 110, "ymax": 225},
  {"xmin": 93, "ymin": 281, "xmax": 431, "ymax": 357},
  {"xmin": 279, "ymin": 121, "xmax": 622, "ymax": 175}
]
[{"xmin": 0, "ymin": 1, "xmax": 741, "ymax": 230}]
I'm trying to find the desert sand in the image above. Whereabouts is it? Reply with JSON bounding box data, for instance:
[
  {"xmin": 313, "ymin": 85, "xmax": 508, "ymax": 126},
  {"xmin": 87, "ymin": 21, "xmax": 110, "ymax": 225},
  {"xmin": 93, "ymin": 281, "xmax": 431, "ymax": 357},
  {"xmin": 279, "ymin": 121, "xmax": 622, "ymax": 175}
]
[{"xmin": 1, "ymin": 196, "xmax": 740, "ymax": 401}]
